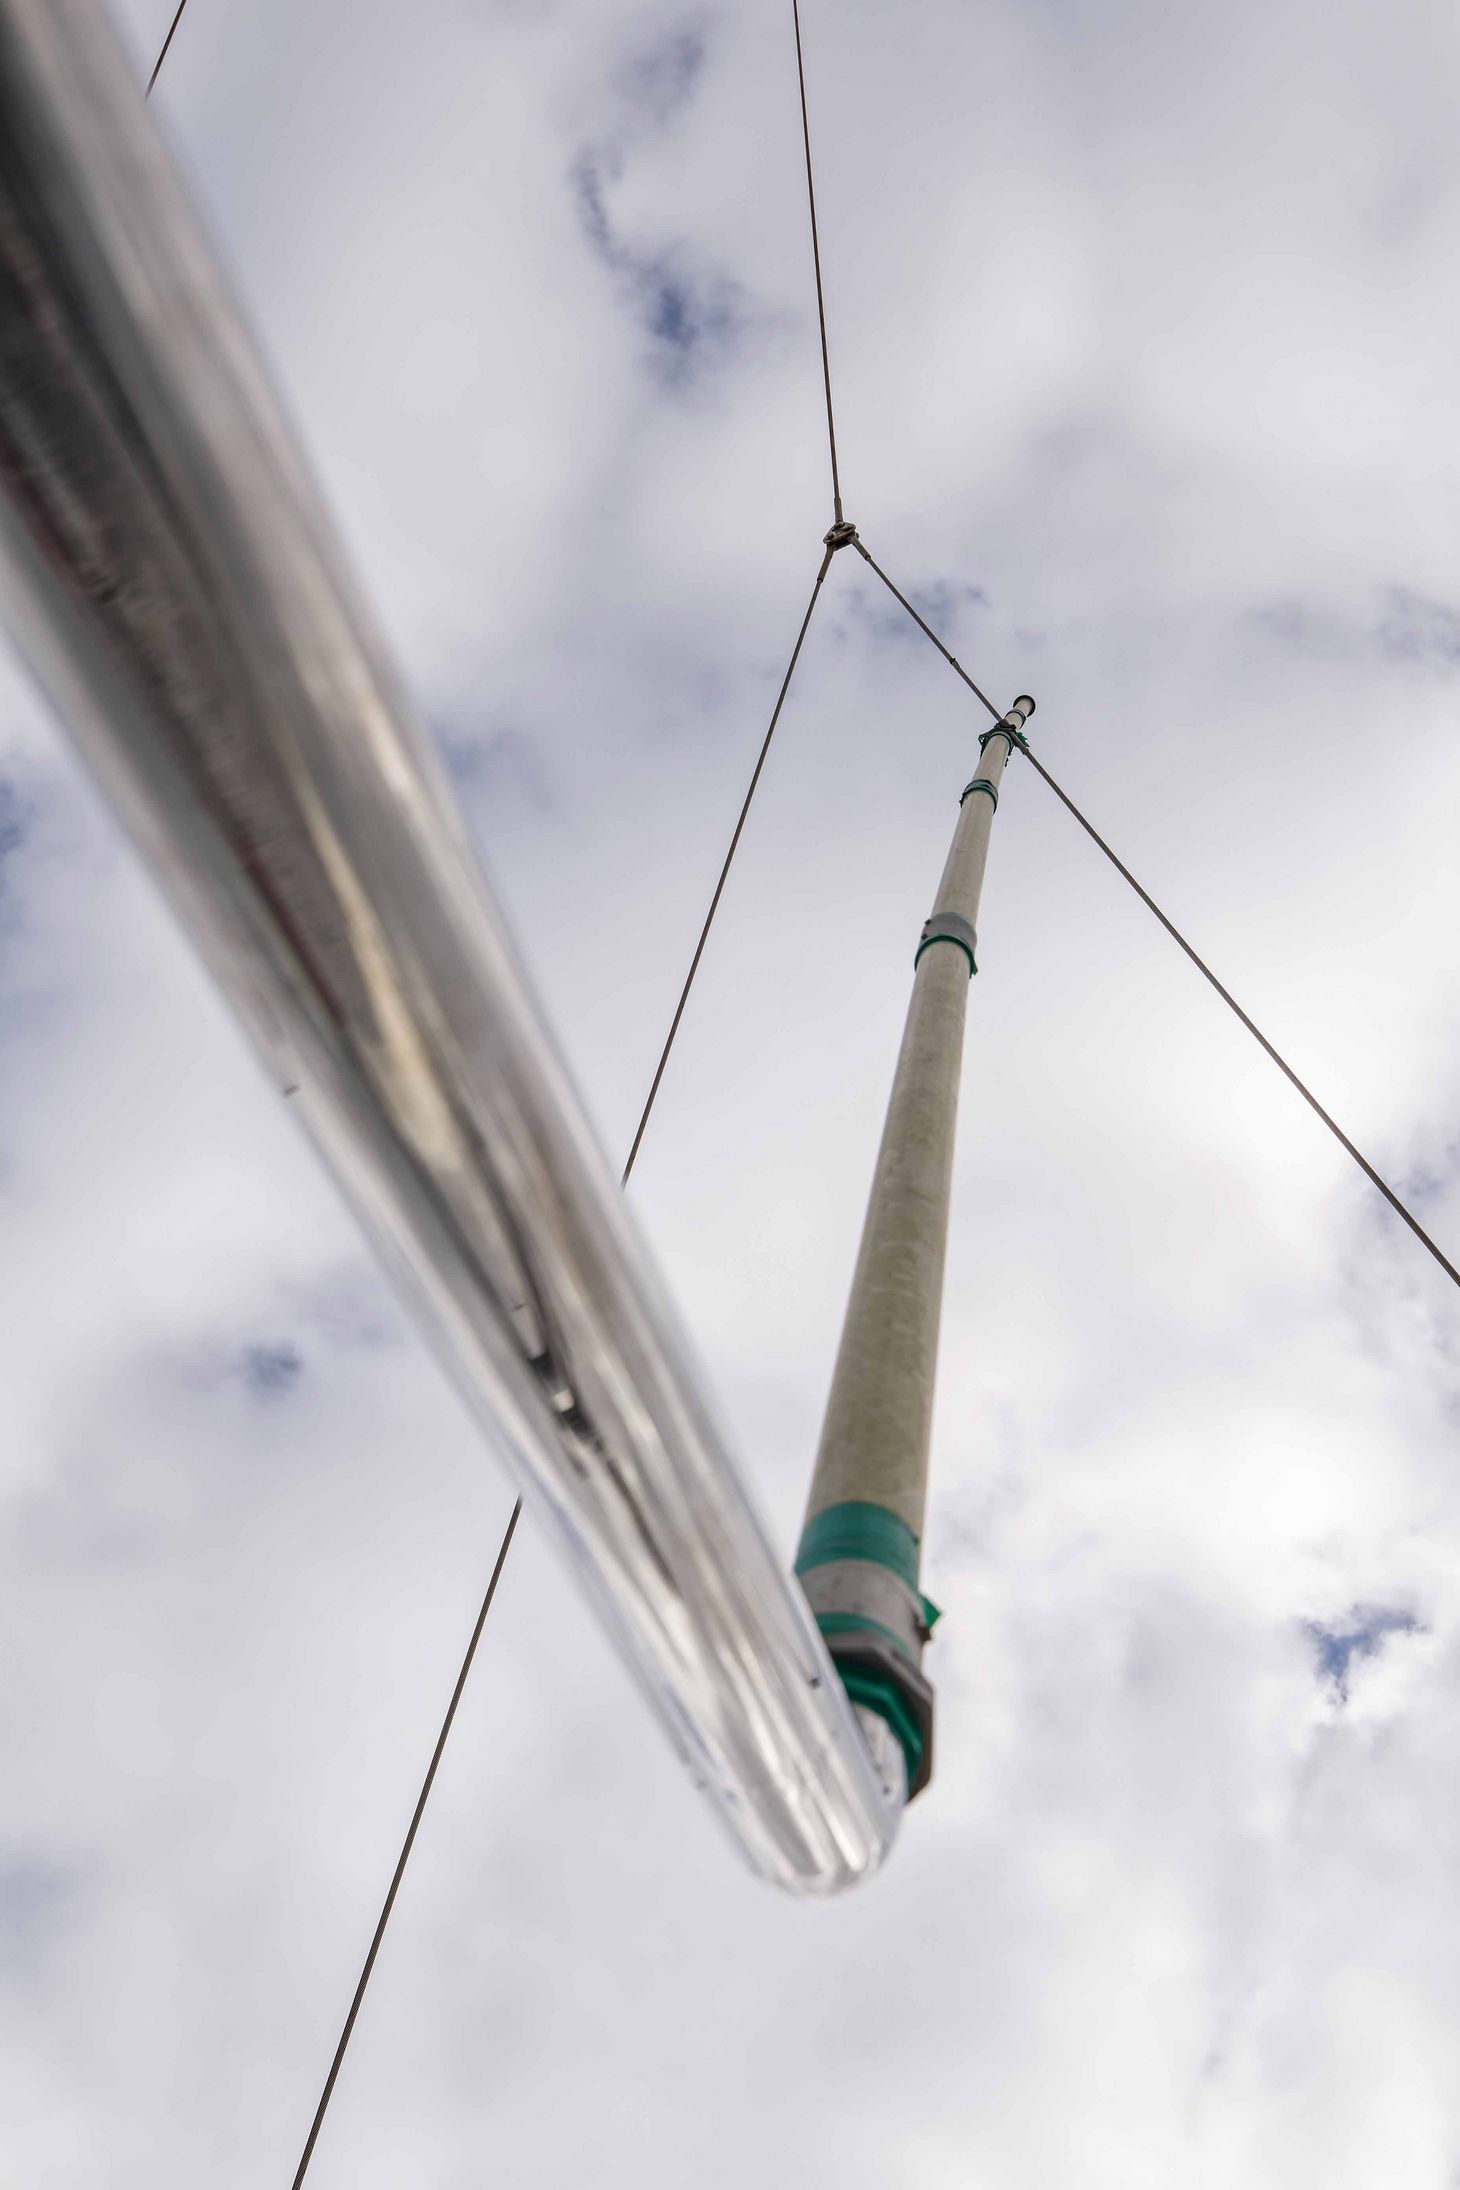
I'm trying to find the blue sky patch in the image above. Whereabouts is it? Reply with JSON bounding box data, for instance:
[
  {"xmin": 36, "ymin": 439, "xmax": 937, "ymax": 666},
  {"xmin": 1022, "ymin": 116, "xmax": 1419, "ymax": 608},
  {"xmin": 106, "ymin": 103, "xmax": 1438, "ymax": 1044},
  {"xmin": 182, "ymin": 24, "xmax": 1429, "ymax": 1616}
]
[
  {"xmin": 0, "ymin": 779, "xmax": 29, "ymax": 862},
  {"xmin": 849, "ymin": 574, "xmax": 989, "ymax": 653},
  {"xmin": 571, "ymin": 131, "xmax": 748, "ymax": 386},
  {"xmin": 1378, "ymin": 590, "xmax": 1460, "ymax": 670},
  {"xmin": 1306, "ymin": 1605, "xmax": 1423, "ymax": 1701},
  {"xmin": 0, "ymin": 779, "xmax": 36, "ymax": 906},
  {"xmin": 0, "ymin": 1853, "xmax": 84, "ymax": 1984},
  {"xmin": 239, "ymin": 1342, "xmax": 303, "ymax": 1398},
  {"xmin": 620, "ymin": 26, "xmax": 706, "ymax": 126}
]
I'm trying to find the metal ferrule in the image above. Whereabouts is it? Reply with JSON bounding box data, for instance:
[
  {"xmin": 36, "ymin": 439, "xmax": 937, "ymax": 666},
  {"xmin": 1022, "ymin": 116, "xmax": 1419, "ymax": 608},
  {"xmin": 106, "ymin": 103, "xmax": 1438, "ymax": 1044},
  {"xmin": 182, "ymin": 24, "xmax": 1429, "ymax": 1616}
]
[
  {"xmin": 799, "ymin": 1558, "xmax": 930, "ymax": 1664},
  {"xmin": 915, "ymin": 908, "xmax": 978, "ymax": 976}
]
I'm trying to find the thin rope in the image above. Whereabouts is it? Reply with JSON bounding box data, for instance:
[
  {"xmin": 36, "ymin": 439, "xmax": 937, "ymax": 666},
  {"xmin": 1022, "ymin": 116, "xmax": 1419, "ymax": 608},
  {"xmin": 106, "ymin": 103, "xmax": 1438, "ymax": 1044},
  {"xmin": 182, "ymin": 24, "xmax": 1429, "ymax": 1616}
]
[
  {"xmin": 146, "ymin": 0, "xmax": 192, "ymax": 95},
  {"xmin": 863, "ymin": 561, "xmax": 1460, "ymax": 1295},
  {"xmin": 855, "ymin": 541, "xmax": 1003, "ymax": 719},
  {"xmin": 289, "ymin": 551, "xmax": 832, "ymax": 2178},
  {"xmin": 792, "ymin": 2, "xmax": 843, "ymax": 524},
  {"xmin": 621, "ymin": 546, "xmax": 834, "ymax": 1186},
  {"xmin": 1018, "ymin": 746, "xmax": 1460, "ymax": 1291},
  {"xmin": 290, "ymin": 1498, "xmax": 522, "ymax": 2189},
  {"xmin": 285, "ymin": 26, "xmax": 851, "ymax": 2157}
]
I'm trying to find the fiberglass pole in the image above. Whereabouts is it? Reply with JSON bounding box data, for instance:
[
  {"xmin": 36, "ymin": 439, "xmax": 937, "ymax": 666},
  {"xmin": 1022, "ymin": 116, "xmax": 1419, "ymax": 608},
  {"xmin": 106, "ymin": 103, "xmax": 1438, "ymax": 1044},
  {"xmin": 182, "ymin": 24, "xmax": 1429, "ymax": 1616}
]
[{"xmin": 797, "ymin": 693, "xmax": 1036, "ymax": 1803}]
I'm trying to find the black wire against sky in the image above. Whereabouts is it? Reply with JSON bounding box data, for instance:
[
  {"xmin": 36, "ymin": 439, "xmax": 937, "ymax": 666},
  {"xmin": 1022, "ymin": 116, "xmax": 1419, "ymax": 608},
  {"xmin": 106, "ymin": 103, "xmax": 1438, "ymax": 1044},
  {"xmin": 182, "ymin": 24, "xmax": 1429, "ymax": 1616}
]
[
  {"xmin": 289, "ymin": 1501, "xmax": 522, "ymax": 2190},
  {"xmin": 1020, "ymin": 747, "xmax": 1460, "ymax": 1290},
  {"xmin": 855, "ymin": 552, "xmax": 1460, "ymax": 1296},
  {"xmin": 284, "ymin": 7, "xmax": 860, "ymax": 2167},
  {"xmin": 296, "ymin": 549, "xmax": 840, "ymax": 2187},
  {"xmin": 621, "ymin": 547, "xmax": 834, "ymax": 1186},
  {"xmin": 146, "ymin": 0, "xmax": 192, "ymax": 95},
  {"xmin": 854, "ymin": 542, "xmax": 1004, "ymax": 720},
  {"xmin": 292, "ymin": 542, "xmax": 838, "ymax": 2180},
  {"xmin": 792, "ymin": 0, "xmax": 844, "ymax": 525}
]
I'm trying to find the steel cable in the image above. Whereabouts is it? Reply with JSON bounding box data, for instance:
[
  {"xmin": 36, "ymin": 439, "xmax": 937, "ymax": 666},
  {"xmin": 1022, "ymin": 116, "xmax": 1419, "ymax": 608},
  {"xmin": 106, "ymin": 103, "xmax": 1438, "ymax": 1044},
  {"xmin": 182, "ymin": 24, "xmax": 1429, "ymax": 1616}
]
[
  {"xmin": 622, "ymin": 547, "xmax": 833, "ymax": 1185},
  {"xmin": 290, "ymin": 1502, "xmax": 521, "ymax": 2189},
  {"xmin": 860, "ymin": 545, "xmax": 1460, "ymax": 1294},
  {"xmin": 289, "ymin": 552, "xmax": 833, "ymax": 2179},
  {"xmin": 146, "ymin": 0, "xmax": 192, "ymax": 95},
  {"xmin": 792, "ymin": 1, "xmax": 844, "ymax": 523},
  {"xmin": 1019, "ymin": 744, "xmax": 1460, "ymax": 1290},
  {"xmin": 855, "ymin": 541, "xmax": 1003, "ymax": 718}
]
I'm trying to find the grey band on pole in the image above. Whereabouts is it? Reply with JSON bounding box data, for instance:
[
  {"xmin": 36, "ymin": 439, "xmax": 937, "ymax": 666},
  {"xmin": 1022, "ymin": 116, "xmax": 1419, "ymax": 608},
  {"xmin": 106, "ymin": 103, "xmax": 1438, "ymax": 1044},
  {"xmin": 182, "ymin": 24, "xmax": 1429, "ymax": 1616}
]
[{"xmin": 916, "ymin": 908, "xmax": 979, "ymax": 976}]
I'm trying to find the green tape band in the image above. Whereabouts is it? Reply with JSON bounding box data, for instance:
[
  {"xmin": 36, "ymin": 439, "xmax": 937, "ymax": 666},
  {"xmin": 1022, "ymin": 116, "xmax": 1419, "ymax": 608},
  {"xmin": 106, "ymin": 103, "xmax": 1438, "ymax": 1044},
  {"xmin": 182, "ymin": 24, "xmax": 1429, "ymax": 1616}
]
[
  {"xmin": 979, "ymin": 721, "xmax": 1029, "ymax": 756},
  {"xmin": 796, "ymin": 1500, "xmax": 920, "ymax": 1590},
  {"xmin": 914, "ymin": 931, "xmax": 977, "ymax": 977},
  {"xmin": 960, "ymin": 776, "xmax": 999, "ymax": 809}
]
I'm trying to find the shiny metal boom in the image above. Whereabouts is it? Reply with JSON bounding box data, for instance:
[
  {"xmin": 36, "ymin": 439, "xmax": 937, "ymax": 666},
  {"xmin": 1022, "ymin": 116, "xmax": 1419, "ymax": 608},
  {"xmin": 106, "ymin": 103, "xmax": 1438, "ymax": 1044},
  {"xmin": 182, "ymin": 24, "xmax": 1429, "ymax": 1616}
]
[{"xmin": 0, "ymin": 0, "xmax": 898, "ymax": 1892}]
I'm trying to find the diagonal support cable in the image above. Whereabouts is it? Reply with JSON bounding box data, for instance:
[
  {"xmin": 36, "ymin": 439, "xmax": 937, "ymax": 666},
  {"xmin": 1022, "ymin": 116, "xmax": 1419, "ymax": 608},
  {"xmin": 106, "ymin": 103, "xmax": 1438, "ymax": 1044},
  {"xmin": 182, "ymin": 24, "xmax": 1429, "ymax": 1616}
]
[
  {"xmin": 859, "ymin": 554, "xmax": 1460, "ymax": 1296},
  {"xmin": 146, "ymin": 0, "xmax": 192, "ymax": 95},
  {"xmin": 289, "ymin": 1498, "xmax": 522, "ymax": 2190},
  {"xmin": 792, "ymin": 1, "xmax": 844, "ymax": 524},
  {"xmin": 288, "ymin": 543, "xmax": 836, "ymax": 2182},
  {"xmin": 1018, "ymin": 746, "xmax": 1460, "ymax": 1291},
  {"xmin": 621, "ymin": 544, "xmax": 835, "ymax": 1184},
  {"xmin": 854, "ymin": 540, "xmax": 1002, "ymax": 720},
  {"xmin": 282, "ymin": 21, "xmax": 851, "ymax": 2141}
]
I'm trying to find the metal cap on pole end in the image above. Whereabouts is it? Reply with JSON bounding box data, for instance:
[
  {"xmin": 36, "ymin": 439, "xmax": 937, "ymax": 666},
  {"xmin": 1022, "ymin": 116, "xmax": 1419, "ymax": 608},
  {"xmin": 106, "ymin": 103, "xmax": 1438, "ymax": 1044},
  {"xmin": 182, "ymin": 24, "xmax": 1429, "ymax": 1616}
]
[
  {"xmin": 820, "ymin": 1631, "xmax": 935, "ymax": 1802},
  {"xmin": 852, "ymin": 1704, "xmax": 910, "ymax": 1807},
  {"xmin": 1009, "ymin": 693, "xmax": 1036, "ymax": 723}
]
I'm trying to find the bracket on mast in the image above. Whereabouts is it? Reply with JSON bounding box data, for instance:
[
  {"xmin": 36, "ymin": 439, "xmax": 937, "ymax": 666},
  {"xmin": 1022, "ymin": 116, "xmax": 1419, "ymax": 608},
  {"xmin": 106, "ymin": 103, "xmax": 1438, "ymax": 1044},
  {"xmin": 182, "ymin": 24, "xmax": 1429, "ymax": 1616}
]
[
  {"xmin": 979, "ymin": 694, "xmax": 1037, "ymax": 758},
  {"xmin": 915, "ymin": 908, "xmax": 978, "ymax": 977},
  {"xmin": 823, "ymin": 518, "xmax": 860, "ymax": 551}
]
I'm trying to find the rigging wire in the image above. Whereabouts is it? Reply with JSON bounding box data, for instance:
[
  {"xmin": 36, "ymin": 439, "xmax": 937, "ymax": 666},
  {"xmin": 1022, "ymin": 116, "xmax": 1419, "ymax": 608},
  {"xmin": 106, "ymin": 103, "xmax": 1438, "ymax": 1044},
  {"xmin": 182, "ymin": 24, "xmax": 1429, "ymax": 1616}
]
[
  {"xmin": 290, "ymin": 1500, "xmax": 522, "ymax": 2190},
  {"xmin": 859, "ymin": 547, "xmax": 1460, "ymax": 1295},
  {"xmin": 792, "ymin": 0, "xmax": 844, "ymax": 523},
  {"xmin": 622, "ymin": 546, "xmax": 833, "ymax": 1185},
  {"xmin": 289, "ymin": 564, "xmax": 832, "ymax": 2176},
  {"xmin": 146, "ymin": 0, "xmax": 192, "ymax": 95},
  {"xmin": 855, "ymin": 541, "xmax": 1003, "ymax": 720},
  {"xmin": 1018, "ymin": 745, "xmax": 1460, "ymax": 1291}
]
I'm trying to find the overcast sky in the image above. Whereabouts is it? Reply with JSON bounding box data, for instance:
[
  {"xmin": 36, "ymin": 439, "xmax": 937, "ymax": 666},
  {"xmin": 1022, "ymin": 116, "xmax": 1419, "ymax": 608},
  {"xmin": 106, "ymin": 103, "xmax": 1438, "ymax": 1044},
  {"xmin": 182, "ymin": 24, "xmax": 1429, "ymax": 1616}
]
[{"xmin": 6, "ymin": 0, "xmax": 1460, "ymax": 2181}]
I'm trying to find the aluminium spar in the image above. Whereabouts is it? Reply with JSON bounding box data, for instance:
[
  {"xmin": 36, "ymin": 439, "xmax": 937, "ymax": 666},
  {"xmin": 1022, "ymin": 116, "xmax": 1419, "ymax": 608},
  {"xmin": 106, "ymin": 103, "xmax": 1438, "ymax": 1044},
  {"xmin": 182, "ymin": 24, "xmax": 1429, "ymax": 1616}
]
[{"xmin": 0, "ymin": 0, "xmax": 897, "ymax": 1894}]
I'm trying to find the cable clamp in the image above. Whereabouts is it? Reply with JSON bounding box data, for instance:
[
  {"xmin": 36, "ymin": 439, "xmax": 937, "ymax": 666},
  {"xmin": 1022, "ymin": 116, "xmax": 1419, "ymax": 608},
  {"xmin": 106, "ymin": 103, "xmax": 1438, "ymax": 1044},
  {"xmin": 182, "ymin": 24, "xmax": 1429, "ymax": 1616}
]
[
  {"xmin": 915, "ymin": 909, "xmax": 977, "ymax": 977},
  {"xmin": 979, "ymin": 721, "xmax": 1029, "ymax": 759},
  {"xmin": 823, "ymin": 519, "xmax": 860, "ymax": 552},
  {"xmin": 979, "ymin": 695, "xmax": 1037, "ymax": 758},
  {"xmin": 960, "ymin": 776, "xmax": 999, "ymax": 810}
]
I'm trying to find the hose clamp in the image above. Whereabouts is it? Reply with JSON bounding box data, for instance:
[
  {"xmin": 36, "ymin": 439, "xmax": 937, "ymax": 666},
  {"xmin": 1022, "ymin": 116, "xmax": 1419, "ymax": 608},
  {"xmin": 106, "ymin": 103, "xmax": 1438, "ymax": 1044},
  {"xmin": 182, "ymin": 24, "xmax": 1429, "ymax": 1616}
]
[{"xmin": 915, "ymin": 909, "xmax": 977, "ymax": 976}]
